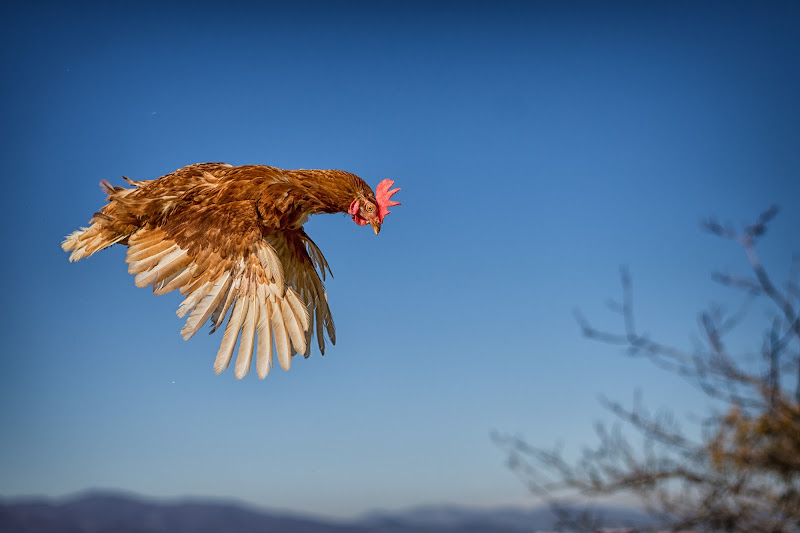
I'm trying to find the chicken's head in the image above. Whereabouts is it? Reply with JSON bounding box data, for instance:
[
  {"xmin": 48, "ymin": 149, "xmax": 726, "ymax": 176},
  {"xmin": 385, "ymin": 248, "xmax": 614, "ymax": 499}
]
[{"xmin": 348, "ymin": 179, "xmax": 401, "ymax": 235}]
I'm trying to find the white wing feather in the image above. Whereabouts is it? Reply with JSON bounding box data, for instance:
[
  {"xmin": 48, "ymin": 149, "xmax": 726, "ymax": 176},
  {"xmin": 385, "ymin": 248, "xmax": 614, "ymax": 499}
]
[{"xmin": 124, "ymin": 229, "xmax": 334, "ymax": 379}]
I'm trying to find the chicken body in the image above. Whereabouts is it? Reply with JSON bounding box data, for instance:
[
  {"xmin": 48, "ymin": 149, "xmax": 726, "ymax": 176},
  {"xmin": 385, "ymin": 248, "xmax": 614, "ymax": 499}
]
[{"xmin": 62, "ymin": 163, "xmax": 400, "ymax": 379}]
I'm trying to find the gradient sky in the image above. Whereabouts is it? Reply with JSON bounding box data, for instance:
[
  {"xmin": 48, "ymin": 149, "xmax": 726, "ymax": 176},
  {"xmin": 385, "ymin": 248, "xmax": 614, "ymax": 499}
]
[{"xmin": 1, "ymin": 0, "xmax": 799, "ymax": 520}]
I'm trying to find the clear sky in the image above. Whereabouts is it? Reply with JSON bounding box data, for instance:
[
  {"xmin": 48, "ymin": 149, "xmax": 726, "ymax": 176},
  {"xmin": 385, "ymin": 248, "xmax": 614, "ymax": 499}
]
[{"xmin": 1, "ymin": 0, "xmax": 798, "ymax": 520}]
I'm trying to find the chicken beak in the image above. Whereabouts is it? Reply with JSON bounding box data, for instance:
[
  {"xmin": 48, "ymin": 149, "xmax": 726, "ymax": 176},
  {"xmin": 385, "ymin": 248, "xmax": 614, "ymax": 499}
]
[{"xmin": 370, "ymin": 221, "xmax": 381, "ymax": 235}]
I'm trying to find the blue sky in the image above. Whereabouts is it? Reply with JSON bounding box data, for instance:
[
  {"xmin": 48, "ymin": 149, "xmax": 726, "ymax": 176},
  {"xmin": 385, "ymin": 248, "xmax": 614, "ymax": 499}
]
[{"xmin": 1, "ymin": 0, "xmax": 799, "ymax": 520}]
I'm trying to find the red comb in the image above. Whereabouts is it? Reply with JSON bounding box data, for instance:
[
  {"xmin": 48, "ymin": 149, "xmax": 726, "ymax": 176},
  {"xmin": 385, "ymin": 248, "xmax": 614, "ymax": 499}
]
[{"xmin": 375, "ymin": 179, "xmax": 401, "ymax": 222}]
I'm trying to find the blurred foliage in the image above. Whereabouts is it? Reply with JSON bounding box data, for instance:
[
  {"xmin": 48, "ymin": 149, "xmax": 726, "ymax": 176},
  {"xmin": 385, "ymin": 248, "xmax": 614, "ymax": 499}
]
[{"xmin": 709, "ymin": 401, "xmax": 800, "ymax": 477}]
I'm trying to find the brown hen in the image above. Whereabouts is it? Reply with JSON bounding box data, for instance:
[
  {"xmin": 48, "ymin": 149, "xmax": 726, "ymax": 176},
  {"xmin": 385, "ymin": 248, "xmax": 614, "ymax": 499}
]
[{"xmin": 62, "ymin": 163, "xmax": 401, "ymax": 379}]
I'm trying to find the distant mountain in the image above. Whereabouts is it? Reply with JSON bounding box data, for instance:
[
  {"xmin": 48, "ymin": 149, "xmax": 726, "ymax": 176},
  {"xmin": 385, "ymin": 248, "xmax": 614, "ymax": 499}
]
[
  {"xmin": 0, "ymin": 491, "xmax": 359, "ymax": 533},
  {"xmin": 0, "ymin": 490, "xmax": 652, "ymax": 533},
  {"xmin": 363, "ymin": 503, "xmax": 653, "ymax": 531}
]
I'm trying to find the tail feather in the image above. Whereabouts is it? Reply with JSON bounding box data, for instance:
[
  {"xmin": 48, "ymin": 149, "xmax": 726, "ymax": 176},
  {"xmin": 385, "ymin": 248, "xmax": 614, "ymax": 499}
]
[
  {"xmin": 62, "ymin": 179, "xmax": 139, "ymax": 261},
  {"xmin": 99, "ymin": 180, "xmax": 117, "ymax": 195},
  {"xmin": 122, "ymin": 175, "xmax": 147, "ymax": 187},
  {"xmin": 61, "ymin": 224, "xmax": 128, "ymax": 262}
]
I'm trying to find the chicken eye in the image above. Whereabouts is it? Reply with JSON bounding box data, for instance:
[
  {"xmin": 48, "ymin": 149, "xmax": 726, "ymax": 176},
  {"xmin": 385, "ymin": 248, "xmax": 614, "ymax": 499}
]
[{"xmin": 365, "ymin": 204, "xmax": 375, "ymax": 213}]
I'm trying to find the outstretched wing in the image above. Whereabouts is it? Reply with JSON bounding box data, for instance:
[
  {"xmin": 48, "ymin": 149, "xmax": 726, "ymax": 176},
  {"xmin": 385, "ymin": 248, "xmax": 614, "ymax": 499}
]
[
  {"xmin": 125, "ymin": 199, "xmax": 332, "ymax": 379},
  {"xmin": 284, "ymin": 229, "xmax": 336, "ymax": 357}
]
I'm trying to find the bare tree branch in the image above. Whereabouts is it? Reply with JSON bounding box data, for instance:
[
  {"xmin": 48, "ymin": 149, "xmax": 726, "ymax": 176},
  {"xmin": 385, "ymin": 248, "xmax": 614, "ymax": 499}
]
[{"xmin": 497, "ymin": 207, "xmax": 800, "ymax": 533}]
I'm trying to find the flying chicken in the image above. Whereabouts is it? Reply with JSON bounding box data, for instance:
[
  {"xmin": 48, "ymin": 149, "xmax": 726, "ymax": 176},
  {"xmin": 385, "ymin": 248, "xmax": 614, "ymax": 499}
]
[{"xmin": 62, "ymin": 163, "xmax": 401, "ymax": 379}]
